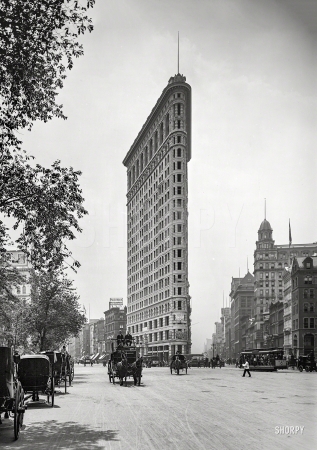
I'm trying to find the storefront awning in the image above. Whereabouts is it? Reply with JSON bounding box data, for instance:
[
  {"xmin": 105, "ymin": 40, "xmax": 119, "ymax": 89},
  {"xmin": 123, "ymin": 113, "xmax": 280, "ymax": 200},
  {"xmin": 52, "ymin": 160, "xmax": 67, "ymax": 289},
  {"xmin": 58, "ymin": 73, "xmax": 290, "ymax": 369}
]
[{"xmin": 91, "ymin": 353, "xmax": 100, "ymax": 361}]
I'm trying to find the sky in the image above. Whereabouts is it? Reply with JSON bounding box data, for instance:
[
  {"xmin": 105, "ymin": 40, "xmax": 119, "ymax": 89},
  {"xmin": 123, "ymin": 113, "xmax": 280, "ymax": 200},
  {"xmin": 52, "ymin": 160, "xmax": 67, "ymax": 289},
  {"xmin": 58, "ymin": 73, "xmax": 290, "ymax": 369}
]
[{"xmin": 17, "ymin": 0, "xmax": 317, "ymax": 353}]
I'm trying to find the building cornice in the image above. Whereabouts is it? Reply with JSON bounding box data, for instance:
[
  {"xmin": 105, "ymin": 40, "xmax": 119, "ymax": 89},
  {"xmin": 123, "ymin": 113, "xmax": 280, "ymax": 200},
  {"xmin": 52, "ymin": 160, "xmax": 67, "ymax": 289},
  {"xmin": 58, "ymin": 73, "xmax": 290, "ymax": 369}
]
[{"xmin": 123, "ymin": 74, "xmax": 191, "ymax": 168}]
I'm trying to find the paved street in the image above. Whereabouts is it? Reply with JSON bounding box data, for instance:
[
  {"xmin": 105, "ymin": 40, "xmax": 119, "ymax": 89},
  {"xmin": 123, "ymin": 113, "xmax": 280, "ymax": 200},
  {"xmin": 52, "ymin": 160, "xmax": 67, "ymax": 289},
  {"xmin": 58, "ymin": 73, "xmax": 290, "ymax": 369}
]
[{"xmin": 0, "ymin": 364, "xmax": 316, "ymax": 450}]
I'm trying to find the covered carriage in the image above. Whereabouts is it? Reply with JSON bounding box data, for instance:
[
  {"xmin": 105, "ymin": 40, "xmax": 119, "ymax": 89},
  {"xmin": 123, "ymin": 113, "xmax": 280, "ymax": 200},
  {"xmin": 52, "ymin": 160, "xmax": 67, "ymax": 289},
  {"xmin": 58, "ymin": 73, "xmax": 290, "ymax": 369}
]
[
  {"xmin": 42, "ymin": 351, "xmax": 73, "ymax": 393},
  {"xmin": 18, "ymin": 354, "xmax": 55, "ymax": 406},
  {"xmin": 170, "ymin": 354, "xmax": 188, "ymax": 375},
  {"xmin": 0, "ymin": 347, "xmax": 25, "ymax": 440},
  {"xmin": 108, "ymin": 345, "xmax": 142, "ymax": 386}
]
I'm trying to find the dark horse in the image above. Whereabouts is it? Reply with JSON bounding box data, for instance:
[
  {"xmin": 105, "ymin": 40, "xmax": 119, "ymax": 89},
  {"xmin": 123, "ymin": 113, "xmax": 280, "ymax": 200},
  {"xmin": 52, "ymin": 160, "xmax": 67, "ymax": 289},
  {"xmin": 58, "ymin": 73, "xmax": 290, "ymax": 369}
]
[
  {"xmin": 117, "ymin": 357, "xmax": 129, "ymax": 386},
  {"xmin": 131, "ymin": 357, "xmax": 143, "ymax": 386}
]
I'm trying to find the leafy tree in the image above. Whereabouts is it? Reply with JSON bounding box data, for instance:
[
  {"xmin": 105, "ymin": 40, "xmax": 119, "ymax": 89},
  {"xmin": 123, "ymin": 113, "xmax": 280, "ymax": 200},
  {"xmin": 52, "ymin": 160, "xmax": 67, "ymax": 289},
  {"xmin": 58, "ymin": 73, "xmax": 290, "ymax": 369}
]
[
  {"xmin": 27, "ymin": 269, "xmax": 86, "ymax": 351},
  {"xmin": 0, "ymin": 256, "xmax": 26, "ymax": 345},
  {"xmin": 0, "ymin": 153, "xmax": 88, "ymax": 271},
  {"xmin": 0, "ymin": 0, "xmax": 95, "ymax": 151},
  {"xmin": 0, "ymin": 0, "xmax": 95, "ymax": 270}
]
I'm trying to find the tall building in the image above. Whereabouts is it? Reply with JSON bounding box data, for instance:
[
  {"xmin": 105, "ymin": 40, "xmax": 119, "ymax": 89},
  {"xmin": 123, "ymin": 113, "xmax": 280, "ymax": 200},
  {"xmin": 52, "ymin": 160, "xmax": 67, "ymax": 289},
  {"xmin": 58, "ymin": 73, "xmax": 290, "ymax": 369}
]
[
  {"xmin": 229, "ymin": 272, "xmax": 254, "ymax": 357},
  {"xmin": 104, "ymin": 305, "xmax": 127, "ymax": 356},
  {"xmin": 251, "ymin": 217, "xmax": 317, "ymax": 349},
  {"xmin": 123, "ymin": 73, "xmax": 192, "ymax": 360},
  {"xmin": 291, "ymin": 256, "xmax": 317, "ymax": 358}
]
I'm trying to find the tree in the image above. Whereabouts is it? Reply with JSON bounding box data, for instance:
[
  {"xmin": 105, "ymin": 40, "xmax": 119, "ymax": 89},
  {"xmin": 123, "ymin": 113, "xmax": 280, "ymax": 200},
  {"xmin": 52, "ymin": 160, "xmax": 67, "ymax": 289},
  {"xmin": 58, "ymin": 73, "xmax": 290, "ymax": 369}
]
[
  {"xmin": 0, "ymin": 0, "xmax": 95, "ymax": 269},
  {"xmin": 0, "ymin": 0, "xmax": 95, "ymax": 151},
  {"xmin": 0, "ymin": 256, "xmax": 26, "ymax": 345},
  {"xmin": 27, "ymin": 269, "xmax": 86, "ymax": 351},
  {"xmin": 0, "ymin": 153, "xmax": 88, "ymax": 271}
]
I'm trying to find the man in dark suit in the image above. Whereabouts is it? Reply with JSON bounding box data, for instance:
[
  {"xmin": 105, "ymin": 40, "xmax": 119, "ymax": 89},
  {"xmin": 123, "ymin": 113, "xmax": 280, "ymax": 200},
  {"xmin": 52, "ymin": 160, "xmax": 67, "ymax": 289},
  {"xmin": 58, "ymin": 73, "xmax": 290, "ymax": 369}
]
[
  {"xmin": 117, "ymin": 331, "xmax": 124, "ymax": 347},
  {"xmin": 125, "ymin": 331, "xmax": 133, "ymax": 346}
]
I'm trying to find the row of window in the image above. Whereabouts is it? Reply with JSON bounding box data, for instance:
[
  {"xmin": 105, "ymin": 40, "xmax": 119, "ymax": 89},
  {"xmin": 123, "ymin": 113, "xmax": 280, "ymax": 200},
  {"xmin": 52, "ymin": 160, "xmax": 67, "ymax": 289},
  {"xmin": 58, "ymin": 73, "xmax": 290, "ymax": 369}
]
[{"xmin": 128, "ymin": 119, "xmax": 185, "ymax": 189}]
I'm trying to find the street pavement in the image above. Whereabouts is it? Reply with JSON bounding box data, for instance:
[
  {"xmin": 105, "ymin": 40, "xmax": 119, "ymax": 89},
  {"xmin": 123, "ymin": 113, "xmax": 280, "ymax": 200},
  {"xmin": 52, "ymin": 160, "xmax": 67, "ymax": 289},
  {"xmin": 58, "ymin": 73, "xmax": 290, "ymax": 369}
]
[{"xmin": 0, "ymin": 364, "xmax": 316, "ymax": 450}]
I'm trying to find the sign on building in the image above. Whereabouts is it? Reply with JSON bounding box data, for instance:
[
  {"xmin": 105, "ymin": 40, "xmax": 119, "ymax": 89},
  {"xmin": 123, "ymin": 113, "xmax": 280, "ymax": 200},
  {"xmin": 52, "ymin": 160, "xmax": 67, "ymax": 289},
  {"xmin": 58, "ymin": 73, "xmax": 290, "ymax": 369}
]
[{"xmin": 109, "ymin": 298, "xmax": 123, "ymax": 309}]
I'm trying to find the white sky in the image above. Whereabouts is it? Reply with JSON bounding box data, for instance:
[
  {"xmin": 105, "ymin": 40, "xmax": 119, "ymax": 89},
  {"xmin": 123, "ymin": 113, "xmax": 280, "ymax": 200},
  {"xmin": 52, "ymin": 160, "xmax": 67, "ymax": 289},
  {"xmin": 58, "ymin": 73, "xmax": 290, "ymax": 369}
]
[{"xmin": 19, "ymin": 0, "xmax": 316, "ymax": 353}]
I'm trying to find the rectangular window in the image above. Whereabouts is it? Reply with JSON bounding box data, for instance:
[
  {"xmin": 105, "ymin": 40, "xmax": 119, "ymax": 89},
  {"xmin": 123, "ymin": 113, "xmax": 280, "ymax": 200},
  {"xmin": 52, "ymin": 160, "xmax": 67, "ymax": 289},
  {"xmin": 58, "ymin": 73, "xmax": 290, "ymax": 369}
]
[
  {"xmin": 177, "ymin": 174, "xmax": 182, "ymax": 182},
  {"xmin": 178, "ymin": 287, "xmax": 182, "ymax": 295},
  {"xmin": 310, "ymin": 318, "xmax": 315, "ymax": 328},
  {"xmin": 304, "ymin": 318, "xmax": 308, "ymax": 329},
  {"xmin": 178, "ymin": 300, "xmax": 182, "ymax": 310}
]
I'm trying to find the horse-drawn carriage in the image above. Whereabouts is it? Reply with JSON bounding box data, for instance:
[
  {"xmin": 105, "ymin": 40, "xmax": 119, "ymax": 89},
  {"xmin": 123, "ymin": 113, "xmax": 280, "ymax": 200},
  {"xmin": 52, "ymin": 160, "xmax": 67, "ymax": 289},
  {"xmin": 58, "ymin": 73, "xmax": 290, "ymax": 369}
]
[
  {"xmin": 0, "ymin": 347, "xmax": 25, "ymax": 440},
  {"xmin": 41, "ymin": 351, "xmax": 73, "ymax": 393},
  {"xmin": 297, "ymin": 355, "xmax": 317, "ymax": 373},
  {"xmin": 18, "ymin": 354, "xmax": 55, "ymax": 406},
  {"xmin": 170, "ymin": 354, "xmax": 188, "ymax": 375},
  {"xmin": 108, "ymin": 345, "xmax": 142, "ymax": 386},
  {"xmin": 211, "ymin": 358, "xmax": 225, "ymax": 368}
]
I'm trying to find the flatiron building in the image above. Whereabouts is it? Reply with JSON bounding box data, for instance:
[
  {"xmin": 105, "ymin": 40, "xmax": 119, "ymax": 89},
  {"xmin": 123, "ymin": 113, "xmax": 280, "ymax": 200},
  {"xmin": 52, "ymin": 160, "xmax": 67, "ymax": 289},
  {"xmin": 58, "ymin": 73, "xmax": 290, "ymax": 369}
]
[{"xmin": 123, "ymin": 73, "xmax": 192, "ymax": 360}]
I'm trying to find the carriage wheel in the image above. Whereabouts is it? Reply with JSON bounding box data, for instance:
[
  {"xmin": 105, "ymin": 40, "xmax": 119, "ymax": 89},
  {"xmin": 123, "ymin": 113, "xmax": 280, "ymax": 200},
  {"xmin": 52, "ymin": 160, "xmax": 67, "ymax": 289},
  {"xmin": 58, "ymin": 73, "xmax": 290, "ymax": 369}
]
[
  {"xmin": 51, "ymin": 377, "xmax": 55, "ymax": 407},
  {"xmin": 298, "ymin": 365, "xmax": 303, "ymax": 372},
  {"xmin": 305, "ymin": 366, "xmax": 309, "ymax": 372},
  {"xmin": 14, "ymin": 384, "xmax": 23, "ymax": 440}
]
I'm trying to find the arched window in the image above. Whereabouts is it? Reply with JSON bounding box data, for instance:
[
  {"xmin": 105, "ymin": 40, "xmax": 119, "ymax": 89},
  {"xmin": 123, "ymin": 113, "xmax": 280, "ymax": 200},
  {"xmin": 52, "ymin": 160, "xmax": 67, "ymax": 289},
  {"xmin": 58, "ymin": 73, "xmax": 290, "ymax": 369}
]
[
  {"xmin": 144, "ymin": 147, "xmax": 148, "ymax": 166},
  {"xmin": 136, "ymin": 159, "xmax": 139, "ymax": 178},
  {"xmin": 132, "ymin": 166, "xmax": 136, "ymax": 184},
  {"xmin": 165, "ymin": 114, "xmax": 169, "ymax": 137},
  {"xmin": 140, "ymin": 153, "xmax": 144, "ymax": 172}
]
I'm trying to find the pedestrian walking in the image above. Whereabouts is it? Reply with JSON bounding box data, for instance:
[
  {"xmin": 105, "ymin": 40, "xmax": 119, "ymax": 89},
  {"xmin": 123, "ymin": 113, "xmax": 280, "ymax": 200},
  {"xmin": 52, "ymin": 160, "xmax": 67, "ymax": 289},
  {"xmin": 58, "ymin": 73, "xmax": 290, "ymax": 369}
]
[{"xmin": 242, "ymin": 360, "xmax": 251, "ymax": 377}]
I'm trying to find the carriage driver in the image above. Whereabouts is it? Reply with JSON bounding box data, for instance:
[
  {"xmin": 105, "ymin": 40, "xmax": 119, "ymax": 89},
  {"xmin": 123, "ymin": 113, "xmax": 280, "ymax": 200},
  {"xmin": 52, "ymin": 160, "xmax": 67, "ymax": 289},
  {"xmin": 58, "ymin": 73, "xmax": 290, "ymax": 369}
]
[
  {"xmin": 124, "ymin": 330, "xmax": 133, "ymax": 346},
  {"xmin": 117, "ymin": 330, "xmax": 124, "ymax": 347}
]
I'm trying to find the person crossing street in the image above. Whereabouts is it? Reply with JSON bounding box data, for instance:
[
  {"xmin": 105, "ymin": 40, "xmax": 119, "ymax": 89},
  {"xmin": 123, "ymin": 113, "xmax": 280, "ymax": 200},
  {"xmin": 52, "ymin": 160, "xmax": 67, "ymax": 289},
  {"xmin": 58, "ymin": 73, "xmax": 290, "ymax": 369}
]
[{"xmin": 242, "ymin": 359, "xmax": 251, "ymax": 377}]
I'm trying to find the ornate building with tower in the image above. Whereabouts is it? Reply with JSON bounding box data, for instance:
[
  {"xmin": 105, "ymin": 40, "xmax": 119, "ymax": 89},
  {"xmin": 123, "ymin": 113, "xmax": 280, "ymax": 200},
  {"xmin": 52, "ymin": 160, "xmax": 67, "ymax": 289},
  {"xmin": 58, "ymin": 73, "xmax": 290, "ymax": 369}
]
[
  {"xmin": 250, "ymin": 218, "xmax": 317, "ymax": 349},
  {"xmin": 123, "ymin": 73, "xmax": 192, "ymax": 360}
]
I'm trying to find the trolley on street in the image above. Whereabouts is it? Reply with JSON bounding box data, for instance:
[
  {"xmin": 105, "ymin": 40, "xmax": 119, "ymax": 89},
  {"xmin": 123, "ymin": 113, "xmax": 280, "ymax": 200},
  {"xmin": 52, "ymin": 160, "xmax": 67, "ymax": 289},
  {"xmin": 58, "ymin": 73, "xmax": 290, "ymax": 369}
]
[
  {"xmin": 0, "ymin": 347, "xmax": 25, "ymax": 440},
  {"xmin": 239, "ymin": 348, "xmax": 287, "ymax": 371}
]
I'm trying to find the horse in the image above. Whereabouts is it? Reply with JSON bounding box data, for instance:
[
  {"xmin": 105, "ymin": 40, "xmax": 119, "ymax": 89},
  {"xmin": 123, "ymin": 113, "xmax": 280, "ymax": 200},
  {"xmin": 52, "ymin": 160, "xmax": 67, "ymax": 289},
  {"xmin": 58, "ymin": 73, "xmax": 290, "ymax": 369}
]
[
  {"xmin": 116, "ymin": 357, "xmax": 129, "ymax": 386},
  {"xmin": 131, "ymin": 357, "xmax": 143, "ymax": 386}
]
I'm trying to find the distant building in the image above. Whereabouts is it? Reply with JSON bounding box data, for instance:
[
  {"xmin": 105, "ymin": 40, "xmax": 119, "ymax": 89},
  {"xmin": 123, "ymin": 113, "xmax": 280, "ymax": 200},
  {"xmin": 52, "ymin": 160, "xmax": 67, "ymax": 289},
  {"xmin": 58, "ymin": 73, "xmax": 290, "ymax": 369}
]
[
  {"xmin": 283, "ymin": 267, "xmax": 292, "ymax": 357},
  {"xmin": 251, "ymin": 217, "xmax": 317, "ymax": 349},
  {"xmin": 229, "ymin": 271, "xmax": 254, "ymax": 358},
  {"xmin": 104, "ymin": 306, "xmax": 127, "ymax": 356},
  {"xmin": 0, "ymin": 250, "xmax": 31, "ymax": 348},
  {"xmin": 291, "ymin": 256, "xmax": 317, "ymax": 358}
]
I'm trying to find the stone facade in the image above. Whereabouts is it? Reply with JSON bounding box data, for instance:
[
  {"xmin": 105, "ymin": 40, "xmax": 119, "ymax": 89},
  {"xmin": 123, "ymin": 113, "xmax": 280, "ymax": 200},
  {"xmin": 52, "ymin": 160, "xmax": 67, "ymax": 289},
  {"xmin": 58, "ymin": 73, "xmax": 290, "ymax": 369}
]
[{"xmin": 123, "ymin": 74, "xmax": 192, "ymax": 360}]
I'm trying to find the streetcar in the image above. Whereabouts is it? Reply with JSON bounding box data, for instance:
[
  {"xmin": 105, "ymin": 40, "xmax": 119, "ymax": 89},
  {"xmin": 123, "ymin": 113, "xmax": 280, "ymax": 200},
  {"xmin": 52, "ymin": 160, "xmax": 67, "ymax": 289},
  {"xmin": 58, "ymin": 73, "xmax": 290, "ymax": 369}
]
[{"xmin": 239, "ymin": 348, "xmax": 287, "ymax": 371}]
